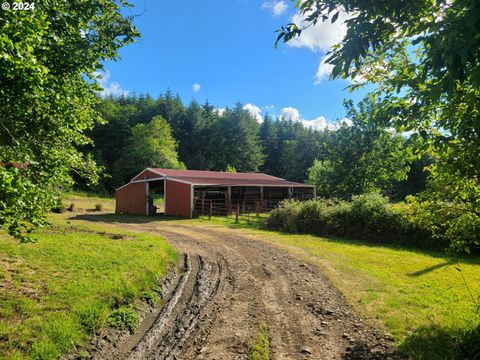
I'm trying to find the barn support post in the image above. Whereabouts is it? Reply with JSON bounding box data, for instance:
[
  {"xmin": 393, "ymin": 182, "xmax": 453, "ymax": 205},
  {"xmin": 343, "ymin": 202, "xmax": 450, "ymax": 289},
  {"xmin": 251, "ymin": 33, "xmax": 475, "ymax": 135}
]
[
  {"xmin": 227, "ymin": 186, "xmax": 231, "ymax": 203},
  {"xmin": 190, "ymin": 184, "xmax": 194, "ymax": 218},
  {"xmin": 145, "ymin": 181, "xmax": 149, "ymax": 216},
  {"xmin": 288, "ymin": 186, "xmax": 293, "ymax": 198},
  {"xmin": 164, "ymin": 179, "xmax": 168, "ymax": 216},
  {"xmin": 313, "ymin": 186, "xmax": 317, "ymax": 200}
]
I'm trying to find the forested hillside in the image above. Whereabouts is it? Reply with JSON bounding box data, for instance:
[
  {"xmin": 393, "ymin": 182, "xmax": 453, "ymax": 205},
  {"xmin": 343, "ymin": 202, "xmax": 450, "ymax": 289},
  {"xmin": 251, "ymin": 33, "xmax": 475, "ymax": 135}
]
[{"xmin": 83, "ymin": 92, "xmax": 428, "ymax": 198}]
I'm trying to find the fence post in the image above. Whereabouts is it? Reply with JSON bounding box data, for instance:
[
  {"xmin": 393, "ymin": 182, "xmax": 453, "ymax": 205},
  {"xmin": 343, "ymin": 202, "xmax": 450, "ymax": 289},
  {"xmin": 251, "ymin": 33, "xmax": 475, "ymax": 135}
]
[
  {"xmin": 209, "ymin": 202, "xmax": 212, "ymax": 220},
  {"xmin": 201, "ymin": 198, "xmax": 205, "ymax": 216},
  {"xmin": 256, "ymin": 200, "xmax": 259, "ymax": 218}
]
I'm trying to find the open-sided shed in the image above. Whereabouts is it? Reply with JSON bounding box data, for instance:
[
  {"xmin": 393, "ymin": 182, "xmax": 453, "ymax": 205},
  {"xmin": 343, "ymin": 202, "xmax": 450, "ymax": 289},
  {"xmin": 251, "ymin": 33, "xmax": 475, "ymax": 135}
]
[{"xmin": 115, "ymin": 168, "xmax": 316, "ymax": 218}]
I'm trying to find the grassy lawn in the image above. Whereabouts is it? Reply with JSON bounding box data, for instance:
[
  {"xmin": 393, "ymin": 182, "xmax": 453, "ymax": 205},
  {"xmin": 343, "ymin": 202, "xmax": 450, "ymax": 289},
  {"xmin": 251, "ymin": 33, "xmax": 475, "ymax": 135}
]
[
  {"xmin": 185, "ymin": 217, "xmax": 480, "ymax": 358},
  {"xmin": 0, "ymin": 197, "xmax": 177, "ymax": 360}
]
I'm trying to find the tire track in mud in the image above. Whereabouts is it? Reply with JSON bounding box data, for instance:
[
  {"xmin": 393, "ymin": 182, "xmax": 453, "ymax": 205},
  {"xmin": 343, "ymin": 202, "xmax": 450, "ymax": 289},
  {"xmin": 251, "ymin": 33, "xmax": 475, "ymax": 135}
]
[
  {"xmin": 81, "ymin": 218, "xmax": 401, "ymax": 360},
  {"xmin": 122, "ymin": 254, "xmax": 221, "ymax": 360}
]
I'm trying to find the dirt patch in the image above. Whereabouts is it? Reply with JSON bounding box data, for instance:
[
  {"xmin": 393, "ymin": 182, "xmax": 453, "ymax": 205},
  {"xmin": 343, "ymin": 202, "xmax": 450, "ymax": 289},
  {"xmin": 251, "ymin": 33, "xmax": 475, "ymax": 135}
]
[
  {"xmin": 80, "ymin": 220, "xmax": 402, "ymax": 359},
  {"xmin": 48, "ymin": 225, "xmax": 133, "ymax": 240},
  {"xmin": 0, "ymin": 257, "xmax": 48, "ymax": 302}
]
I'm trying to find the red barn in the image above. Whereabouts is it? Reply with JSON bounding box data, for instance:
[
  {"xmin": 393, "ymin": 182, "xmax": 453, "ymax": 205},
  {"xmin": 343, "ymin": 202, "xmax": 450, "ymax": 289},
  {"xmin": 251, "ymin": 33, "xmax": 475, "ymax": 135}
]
[{"xmin": 115, "ymin": 168, "xmax": 316, "ymax": 218}]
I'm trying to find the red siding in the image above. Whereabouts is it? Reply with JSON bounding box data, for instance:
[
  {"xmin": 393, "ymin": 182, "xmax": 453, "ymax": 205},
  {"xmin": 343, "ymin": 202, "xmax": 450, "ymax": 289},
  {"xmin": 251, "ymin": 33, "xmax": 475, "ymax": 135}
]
[
  {"xmin": 115, "ymin": 182, "xmax": 147, "ymax": 215},
  {"xmin": 165, "ymin": 179, "xmax": 192, "ymax": 218},
  {"xmin": 132, "ymin": 169, "xmax": 163, "ymax": 182}
]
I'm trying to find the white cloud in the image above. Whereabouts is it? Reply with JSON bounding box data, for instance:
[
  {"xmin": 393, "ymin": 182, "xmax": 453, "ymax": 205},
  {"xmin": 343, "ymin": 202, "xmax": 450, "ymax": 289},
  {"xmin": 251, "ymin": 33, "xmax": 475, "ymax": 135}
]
[
  {"xmin": 288, "ymin": 10, "xmax": 348, "ymax": 53},
  {"xmin": 243, "ymin": 103, "xmax": 263, "ymax": 123},
  {"xmin": 314, "ymin": 54, "xmax": 366, "ymax": 85},
  {"xmin": 94, "ymin": 70, "xmax": 128, "ymax": 97},
  {"xmin": 339, "ymin": 118, "xmax": 352, "ymax": 127},
  {"xmin": 280, "ymin": 106, "xmax": 350, "ymax": 131},
  {"xmin": 314, "ymin": 55, "xmax": 334, "ymax": 84},
  {"xmin": 214, "ymin": 108, "xmax": 226, "ymax": 116},
  {"xmin": 192, "ymin": 83, "xmax": 201, "ymax": 92},
  {"xmin": 286, "ymin": 9, "xmax": 350, "ymax": 84},
  {"xmin": 261, "ymin": 1, "xmax": 288, "ymax": 17},
  {"xmin": 280, "ymin": 107, "xmax": 301, "ymax": 122},
  {"xmin": 303, "ymin": 116, "xmax": 331, "ymax": 131}
]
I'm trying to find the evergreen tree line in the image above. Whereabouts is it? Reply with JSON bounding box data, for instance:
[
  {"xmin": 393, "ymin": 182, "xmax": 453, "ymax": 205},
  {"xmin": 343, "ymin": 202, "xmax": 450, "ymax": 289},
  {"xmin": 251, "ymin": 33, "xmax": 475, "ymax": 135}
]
[{"xmin": 82, "ymin": 92, "xmax": 428, "ymax": 199}]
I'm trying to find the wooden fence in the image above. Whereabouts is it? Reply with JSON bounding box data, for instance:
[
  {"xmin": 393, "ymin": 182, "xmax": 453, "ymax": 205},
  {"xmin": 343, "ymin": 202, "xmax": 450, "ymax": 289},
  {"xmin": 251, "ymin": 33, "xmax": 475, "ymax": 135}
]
[{"xmin": 193, "ymin": 199, "xmax": 280, "ymax": 225}]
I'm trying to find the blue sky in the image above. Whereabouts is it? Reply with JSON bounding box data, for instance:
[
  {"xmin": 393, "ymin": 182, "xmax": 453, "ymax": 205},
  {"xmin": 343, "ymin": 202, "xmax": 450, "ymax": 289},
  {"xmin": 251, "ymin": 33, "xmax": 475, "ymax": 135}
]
[{"xmin": 101, "ymin": 0, "xmax": 368, "ymax": 129}]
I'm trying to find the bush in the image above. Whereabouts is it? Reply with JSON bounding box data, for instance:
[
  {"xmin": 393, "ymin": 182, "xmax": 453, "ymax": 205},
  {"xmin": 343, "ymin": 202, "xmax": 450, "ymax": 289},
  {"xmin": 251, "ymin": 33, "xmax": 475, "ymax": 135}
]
[
  {"xmin": 94, "ymin": 203, "xmax": 103, "ymax": 212},
  {"xmin": 108, "ymin": 307, "xmax": 139, "ymax": 333},
  {"xmin": 407, "ymin": 197, "xmax": 480, "ymax": 254},
  {"xmin": 267, "ymin": 199, "xmax": 303, "ymax": 232},
  {"xmin": 265, "ymin": 193, "xmax": 437, "ymax": 250}
]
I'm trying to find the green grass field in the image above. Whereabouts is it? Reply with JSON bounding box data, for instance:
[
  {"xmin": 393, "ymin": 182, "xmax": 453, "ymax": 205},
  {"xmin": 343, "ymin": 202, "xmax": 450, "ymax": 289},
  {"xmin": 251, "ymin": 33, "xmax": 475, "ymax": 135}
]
[{"xmin": 0, "ymin": 198, "xmax": 177, "ymax": 360}]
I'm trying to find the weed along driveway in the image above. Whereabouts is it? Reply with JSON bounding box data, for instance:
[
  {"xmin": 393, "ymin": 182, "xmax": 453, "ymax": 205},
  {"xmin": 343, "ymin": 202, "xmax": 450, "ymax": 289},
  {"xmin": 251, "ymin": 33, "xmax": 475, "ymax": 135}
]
[{"xmin": 76, "ymin": 215, "xmax": 399, "ymax": 360}]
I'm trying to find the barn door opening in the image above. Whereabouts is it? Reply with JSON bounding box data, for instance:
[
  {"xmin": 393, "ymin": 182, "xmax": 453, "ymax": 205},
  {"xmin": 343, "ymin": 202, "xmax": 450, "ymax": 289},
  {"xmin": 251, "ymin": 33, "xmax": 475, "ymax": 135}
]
[{"xmin": 147, "ymin": 179, "xmax": 165, "ymax": 216}]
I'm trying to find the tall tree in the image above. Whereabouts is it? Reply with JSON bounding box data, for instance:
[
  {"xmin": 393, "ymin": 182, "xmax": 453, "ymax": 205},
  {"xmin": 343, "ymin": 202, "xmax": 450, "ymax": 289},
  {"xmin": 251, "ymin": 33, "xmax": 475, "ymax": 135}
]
[
  {"xmin": 114, "ymin": 116, "xmax": 185, "ymax": 184},
  {"xmin": 260, "ymin": 115, "xmax": 280, "ymax": 175},
  {"xmin": 215, "ymin": 104, "xmax": 265, "ymax": 172},
  {"xmin": 0, "ymin": 1, "xmax": 138, "ymax": 240},
  {"xmin": 307, "ymin": 99, "xmax": 411, "ymax": 199}
]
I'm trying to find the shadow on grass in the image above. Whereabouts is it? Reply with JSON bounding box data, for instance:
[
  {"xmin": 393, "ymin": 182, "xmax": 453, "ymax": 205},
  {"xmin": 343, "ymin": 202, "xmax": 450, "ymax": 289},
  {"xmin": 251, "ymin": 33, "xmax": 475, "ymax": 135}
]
[
  {"xmin": 399, "ymin": 324, "xmax": 480, "ymax": 360},
  {"xmin": 69, "ymin": 213, "xmax": 189, "ymax": 224},
  {"xmin": 407, "ymin": 260, "xmax": 456, "ymax": 277}
]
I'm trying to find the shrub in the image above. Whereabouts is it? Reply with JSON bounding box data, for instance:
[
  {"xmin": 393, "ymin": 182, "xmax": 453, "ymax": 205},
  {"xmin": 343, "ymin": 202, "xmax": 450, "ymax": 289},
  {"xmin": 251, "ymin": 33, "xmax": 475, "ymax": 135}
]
[
  {"xmin": 407, "ymin": 196, "xmax": 480, "ymax": 254},
  {"xmin": 266, "ymin": 199, "xmax": 303, "ymax": 232},
  {"xmin": 94, "ymin": 203, "xmax": 103, "ymax": 212},
  {"xmin": 347, "ymin": 193, "xmax": 402, "ymax": 241},
  {"xmin": 108, "ymin": 307, "xmax": 139, "ymax": 333},
  {"xmin": 265, "ymin": 193, "xmax": 436, "ymax": 250}
]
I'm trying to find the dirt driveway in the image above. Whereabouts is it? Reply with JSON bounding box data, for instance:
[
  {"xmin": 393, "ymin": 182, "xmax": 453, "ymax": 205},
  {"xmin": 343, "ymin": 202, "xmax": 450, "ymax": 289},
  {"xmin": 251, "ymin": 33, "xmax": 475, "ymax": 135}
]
[{"xmin": 82, "ymin": 218, "xmax": 399, "ymax": 360}]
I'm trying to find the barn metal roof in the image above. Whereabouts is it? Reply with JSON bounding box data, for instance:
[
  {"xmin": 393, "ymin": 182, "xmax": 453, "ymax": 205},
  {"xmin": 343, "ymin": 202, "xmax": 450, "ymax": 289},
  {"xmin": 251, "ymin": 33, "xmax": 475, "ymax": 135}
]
[{"xmin": 137, "ymin": 168, "xmax": 313, "ymax": 188}]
